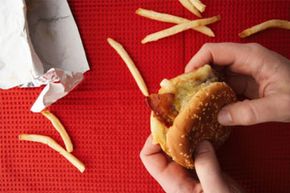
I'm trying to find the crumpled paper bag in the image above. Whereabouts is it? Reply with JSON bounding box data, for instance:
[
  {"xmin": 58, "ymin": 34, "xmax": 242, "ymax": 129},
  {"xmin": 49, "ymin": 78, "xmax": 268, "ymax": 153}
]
[{"xmin": 0, "ymin": 0, "xmax": 90, "ymax": 112}]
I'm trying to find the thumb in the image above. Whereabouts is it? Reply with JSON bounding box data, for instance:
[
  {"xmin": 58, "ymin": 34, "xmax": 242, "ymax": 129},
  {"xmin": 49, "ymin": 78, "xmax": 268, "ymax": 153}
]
[
  {"xmin": 195, "ymin": 141, "xmax": 230, "ymax": 193},
  {"xmin": 217, "ymin": 95, "xmax": 290, "ymax": 126}
]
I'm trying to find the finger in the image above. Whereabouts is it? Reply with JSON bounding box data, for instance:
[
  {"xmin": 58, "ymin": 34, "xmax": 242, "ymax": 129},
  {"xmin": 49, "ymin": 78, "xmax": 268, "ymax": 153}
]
[
  {"xmin": 140, "ymin": 135, "xmax": 162, "ymax": 155},
  {"xmin": 140, "ymin": 135, "xmax": 201, "ymax": 193},
  {"xmin": 195, "ymin": 141, "xmax": 229, "ymax": 193},
  {"xmin": 218, "ymin": 95, "xmax": 290, "ymax": 126},
  {"xmin": 185, "ymin": 43, "xmax": 253, "ymax": 72},
  {"xmin": 140, "ymin": 135, "xmax": 169, "ymax": 178},
  {"xmin": 184, "ymin": 43, "xmax": 279, "ymax": 84}
]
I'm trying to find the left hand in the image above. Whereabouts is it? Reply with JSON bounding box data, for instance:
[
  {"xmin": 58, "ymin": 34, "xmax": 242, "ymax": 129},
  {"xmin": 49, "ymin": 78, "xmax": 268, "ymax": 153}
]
[{"xmin": 140, "ymin": 135, "xmax": 243, "ymax": 193}]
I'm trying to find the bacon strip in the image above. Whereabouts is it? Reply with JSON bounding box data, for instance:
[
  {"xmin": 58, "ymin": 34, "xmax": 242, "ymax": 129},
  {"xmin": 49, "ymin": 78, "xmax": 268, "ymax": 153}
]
[{"xmin": 147, "ymin": 93, "xmax": 178, "ymax": 127}]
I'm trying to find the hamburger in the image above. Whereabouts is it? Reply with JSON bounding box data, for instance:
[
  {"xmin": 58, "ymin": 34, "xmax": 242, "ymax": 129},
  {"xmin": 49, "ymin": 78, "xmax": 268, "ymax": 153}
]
[{"xmin": 147, "ymin": 64, "xmax": 236, "ymax": 169}]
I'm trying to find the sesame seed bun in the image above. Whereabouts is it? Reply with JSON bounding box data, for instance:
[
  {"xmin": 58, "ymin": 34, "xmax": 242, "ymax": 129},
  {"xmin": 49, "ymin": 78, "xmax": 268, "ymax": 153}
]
[{"xmin": 150, "ymin": 65, "xmax": 236, "ymax": 169}]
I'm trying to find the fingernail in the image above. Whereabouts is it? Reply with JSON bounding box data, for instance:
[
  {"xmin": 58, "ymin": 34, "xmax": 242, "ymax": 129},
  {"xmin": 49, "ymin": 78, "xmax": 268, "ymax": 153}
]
[
  {"xmin": 218, "ymin": 110, "xmax": 232, "ymax": 125},
  {"xmin": 195, "ymin": 141, "xmax": 211, "ymax": 155}
]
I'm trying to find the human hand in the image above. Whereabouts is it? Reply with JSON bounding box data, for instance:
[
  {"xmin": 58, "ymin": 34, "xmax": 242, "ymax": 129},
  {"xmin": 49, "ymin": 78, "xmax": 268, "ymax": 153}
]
[
  {"xmin": 185, "ymin": 43, "xmax": 290, "ymax": 126},
  {"xmin": 140, "ymin": 135, "xmax": 243, "ymax": 193}
]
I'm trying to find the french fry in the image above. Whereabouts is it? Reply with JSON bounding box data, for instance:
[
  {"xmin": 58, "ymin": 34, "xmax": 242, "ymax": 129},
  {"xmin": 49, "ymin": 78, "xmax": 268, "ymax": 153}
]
[
  {"xmin": 189, "ymin": 0, "xmax": 206, "ymax": 13},
  {"xmin": 107, "ymin": 38, "xmax": 149, "ymax": 96},
  {"xmin": 41, "ymin": 110, "xmax": 73, "ymax": 153},
  {"xmin": 142, "ymin": 15, "xmax": 221, "ymax": 44},
  {"xmin": 19, "ymin": 134, "xmax": 85, "ymax": 173},
  {"xmin": 136, "ymin": 8, "xmax": 214, "ymax": 37},
  {"xmin": 179, "ymin": 0, "xmax": 201, "ymax": 18},
  {"xmin": 239, "ymin": 19, "xmax": 290, "ymax": 38}
]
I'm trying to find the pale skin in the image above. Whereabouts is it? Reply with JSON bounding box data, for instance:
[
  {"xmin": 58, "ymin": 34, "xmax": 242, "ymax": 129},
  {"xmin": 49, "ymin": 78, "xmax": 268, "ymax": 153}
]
[{"xmin": 140, "ymin": 43, "xmax": 290, "ymax": 193}]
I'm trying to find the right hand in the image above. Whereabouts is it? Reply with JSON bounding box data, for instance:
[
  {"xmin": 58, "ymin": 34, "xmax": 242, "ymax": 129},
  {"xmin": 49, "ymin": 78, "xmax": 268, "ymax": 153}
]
[{"xmin": 185, "ymin": 43, "xmax": 290, "ymax": 126}]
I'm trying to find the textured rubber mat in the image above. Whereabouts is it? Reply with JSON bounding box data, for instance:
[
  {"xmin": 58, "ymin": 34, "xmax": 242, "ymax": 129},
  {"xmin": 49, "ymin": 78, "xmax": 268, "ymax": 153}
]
[{"xmin": 0, "ymin": 0, "xmax": 289, "ymax": 192}]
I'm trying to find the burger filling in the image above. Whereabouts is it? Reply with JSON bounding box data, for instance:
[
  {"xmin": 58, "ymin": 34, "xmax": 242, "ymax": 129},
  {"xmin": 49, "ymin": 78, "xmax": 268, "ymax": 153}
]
[{"xmin": 147, "ymin": 65, "xmax": 218, "ymax": 127}]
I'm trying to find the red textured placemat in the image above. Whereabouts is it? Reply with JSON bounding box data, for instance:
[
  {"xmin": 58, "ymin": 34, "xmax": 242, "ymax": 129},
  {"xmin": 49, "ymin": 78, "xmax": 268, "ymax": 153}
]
[{"xmin": 0, "ymin": 0, "xmax": 290, "ymax": 192}]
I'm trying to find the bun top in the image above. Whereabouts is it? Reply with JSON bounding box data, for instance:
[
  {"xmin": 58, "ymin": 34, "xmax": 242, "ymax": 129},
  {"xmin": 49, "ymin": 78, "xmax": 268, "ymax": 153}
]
[
  {"xmin": 149, "ymin": 65, "xmax": 236, "ymax": 169},
  {"xmin": 166, "ymin": 82, "xmax": 236, "ymax": 168}
]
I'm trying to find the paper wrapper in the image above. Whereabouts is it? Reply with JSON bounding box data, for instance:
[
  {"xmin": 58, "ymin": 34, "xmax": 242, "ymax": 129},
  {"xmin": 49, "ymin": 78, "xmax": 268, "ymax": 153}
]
[{"xmin": 0, "ymin": 0, "xmax": 89, "ymax": 112}]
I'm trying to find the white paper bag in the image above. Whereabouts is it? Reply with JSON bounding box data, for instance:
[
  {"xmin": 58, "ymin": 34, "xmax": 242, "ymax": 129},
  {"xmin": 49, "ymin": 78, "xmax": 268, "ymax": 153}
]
[{"xmin": 0, "ymin": 0, "xmax": 90, "ymax": 112}]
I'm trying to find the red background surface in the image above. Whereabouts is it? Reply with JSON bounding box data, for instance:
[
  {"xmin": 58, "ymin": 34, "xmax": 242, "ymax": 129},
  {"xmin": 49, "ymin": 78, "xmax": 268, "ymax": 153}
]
[{"xmin": 1, "ymin": 0, "xmax": 290, "ymax": 192}]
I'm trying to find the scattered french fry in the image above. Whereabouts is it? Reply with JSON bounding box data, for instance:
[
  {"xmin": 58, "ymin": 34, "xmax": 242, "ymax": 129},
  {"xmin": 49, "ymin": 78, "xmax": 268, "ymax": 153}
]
[
  {"xmin": 136, "ymin": 8, "xmax": 214, "ymax": 37},
  {"xmin": 179, "ymin": 0, "xmax": 201, "ymax": 18},
  {"xmin": 107, "ymin": 38, "xmax": 149, "ymax": 96},
  {"xmin": 189, "ymin": 0, "xmax": 206, "ymax": 13},
  {"xmin": 41, "ymin": 110, "xmax": 73, "ymax": 153},
  {"xmin": 239, "ymin": 19, "xmax": 290, "ymax": 38},
  {"xmin": 19, "ymin": 134, "xmax": 85, "ymax": 173},
  {"xmin": 142, "ymin": 15, "xmax": 221, "ymax": 44}
]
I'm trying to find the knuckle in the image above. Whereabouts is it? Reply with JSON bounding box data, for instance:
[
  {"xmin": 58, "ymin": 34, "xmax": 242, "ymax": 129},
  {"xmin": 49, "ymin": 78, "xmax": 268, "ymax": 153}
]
[
  {"xmin": 201, "ymin": 43, "xmax": 213, "ymax": 51},
  {"xmin": 223, "ymin": 100, "xmax": 261, "ymax": 125},
  {"xmin": 240, "ymin": 113, "xmax": 255, "ymax": 125},
  {"xmin": 235, "ymin": 100, "xmax": 258, "ymax": 125},
  {"xmin": 194, "ymin": 145, "xmax": 214, "ymax": 167},
  {"xmin": 246, "ymin": 43, "xmax": 264, "ymax": 53}
]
